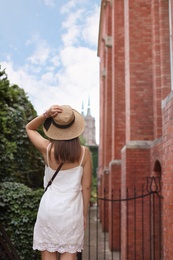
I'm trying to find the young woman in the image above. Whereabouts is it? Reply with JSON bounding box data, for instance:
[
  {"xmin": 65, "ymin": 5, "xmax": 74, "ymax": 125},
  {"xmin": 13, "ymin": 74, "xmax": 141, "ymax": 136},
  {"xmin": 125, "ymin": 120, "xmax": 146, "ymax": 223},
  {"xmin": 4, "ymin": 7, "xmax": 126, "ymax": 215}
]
[{"xmin": 26, "ymin": 104, "xmax": 92, "ymax": 260}]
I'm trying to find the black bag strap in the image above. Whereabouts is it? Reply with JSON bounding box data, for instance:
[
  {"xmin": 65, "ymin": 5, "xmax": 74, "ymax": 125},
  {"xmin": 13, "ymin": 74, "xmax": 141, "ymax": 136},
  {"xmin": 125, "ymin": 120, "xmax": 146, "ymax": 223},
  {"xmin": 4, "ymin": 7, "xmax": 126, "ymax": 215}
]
[{"xmin": 44, "ymin": 162, "xmax": 63, "ymax": 193}]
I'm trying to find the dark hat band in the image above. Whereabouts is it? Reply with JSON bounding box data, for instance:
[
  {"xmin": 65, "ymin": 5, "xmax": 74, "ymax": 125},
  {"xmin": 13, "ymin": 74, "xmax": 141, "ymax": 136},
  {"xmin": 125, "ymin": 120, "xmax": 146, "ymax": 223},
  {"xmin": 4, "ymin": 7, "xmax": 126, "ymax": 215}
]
[{"xmin": 43, "ymin": 116, "xmax": 75, "ymax": 131}]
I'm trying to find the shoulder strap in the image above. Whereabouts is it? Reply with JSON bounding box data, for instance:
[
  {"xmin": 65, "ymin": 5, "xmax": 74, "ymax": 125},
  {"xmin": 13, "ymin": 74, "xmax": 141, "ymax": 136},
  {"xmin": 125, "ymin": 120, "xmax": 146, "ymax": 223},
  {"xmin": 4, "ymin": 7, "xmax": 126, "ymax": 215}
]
[
  {"xmin": 46, "ymin": 143, "xmax": 51, "ymax": 167},
  {"xmin": 44, "ymin": 162, "xmax": 63, "ymax": 193}
]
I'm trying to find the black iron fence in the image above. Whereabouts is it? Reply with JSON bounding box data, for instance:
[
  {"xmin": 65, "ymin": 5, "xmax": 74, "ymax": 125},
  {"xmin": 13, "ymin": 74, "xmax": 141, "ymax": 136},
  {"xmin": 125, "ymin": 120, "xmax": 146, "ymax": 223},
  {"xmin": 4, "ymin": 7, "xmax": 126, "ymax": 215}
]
[{"xmin": 82, "ymin": 176, "xmax": 162, "ymax": 260}]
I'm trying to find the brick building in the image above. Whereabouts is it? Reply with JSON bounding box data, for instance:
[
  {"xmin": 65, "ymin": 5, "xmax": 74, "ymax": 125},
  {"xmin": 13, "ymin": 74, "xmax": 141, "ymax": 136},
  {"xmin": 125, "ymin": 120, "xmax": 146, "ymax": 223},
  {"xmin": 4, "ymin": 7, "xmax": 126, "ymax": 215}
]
[{"xmin": 97, "ymin": 0, "xmax": 173, "ymax": 259}]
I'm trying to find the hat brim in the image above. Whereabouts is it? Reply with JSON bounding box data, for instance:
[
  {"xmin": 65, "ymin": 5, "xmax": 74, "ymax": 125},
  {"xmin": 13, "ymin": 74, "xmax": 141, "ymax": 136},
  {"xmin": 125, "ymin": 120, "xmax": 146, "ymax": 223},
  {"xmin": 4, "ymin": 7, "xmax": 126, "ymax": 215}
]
[{"xmin": 43, "ymin": 109, "xmax": 85, "ymax": 140}]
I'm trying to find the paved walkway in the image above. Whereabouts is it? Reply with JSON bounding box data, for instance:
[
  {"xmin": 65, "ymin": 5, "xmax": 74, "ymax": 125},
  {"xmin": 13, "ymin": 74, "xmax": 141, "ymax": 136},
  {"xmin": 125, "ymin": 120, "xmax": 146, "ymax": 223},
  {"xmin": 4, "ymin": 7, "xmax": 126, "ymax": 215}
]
[{"xmin": 82, "ymin": 206, "xmax": 120, "ymax": 260}]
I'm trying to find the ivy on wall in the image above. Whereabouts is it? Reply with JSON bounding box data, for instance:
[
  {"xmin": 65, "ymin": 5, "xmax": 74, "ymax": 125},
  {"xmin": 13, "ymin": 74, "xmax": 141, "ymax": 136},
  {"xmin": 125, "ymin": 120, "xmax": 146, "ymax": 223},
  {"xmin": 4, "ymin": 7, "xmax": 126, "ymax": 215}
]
[{"xmin": 0, "ymin": 182, "xmax": 43, "ymax": 259}]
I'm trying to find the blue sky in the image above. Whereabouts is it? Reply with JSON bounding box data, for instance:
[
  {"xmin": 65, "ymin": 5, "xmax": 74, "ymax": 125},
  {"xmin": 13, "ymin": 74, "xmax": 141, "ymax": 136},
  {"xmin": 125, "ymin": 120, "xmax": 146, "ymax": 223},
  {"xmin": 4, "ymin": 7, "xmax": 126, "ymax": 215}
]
[{"xmin": 0, "ymin": 0, "xmax": 101, "ymax": 143}]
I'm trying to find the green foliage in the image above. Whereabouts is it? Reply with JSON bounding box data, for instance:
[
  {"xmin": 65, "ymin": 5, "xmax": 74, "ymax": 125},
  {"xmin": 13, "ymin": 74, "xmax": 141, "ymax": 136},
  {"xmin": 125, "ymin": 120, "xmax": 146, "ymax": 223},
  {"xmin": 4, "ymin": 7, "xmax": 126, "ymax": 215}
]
[
  {"xmin": 0, "ymin": 66, "xmax": 46, "ymax": 258},
  {"xmin": 0, "ymin": 182, "xmax": 43, "ymax": 259},
  {"xmin": 0, "ymin": 66, "xmax": 44, "ymax": 187},
  {"xmin": 89, "ymin": 145, "xmax": 98, "ymax": 178},
  {"xmin": 89, "ymin": 146, "xmax": 98, "ymax": 204},
  {"xmin": 79, "ymin": 135, "xmax": 86, "ymax": 146},
  {"xmin": 89, "ymin": 175, "xmax": 97, "ymax": 204}
]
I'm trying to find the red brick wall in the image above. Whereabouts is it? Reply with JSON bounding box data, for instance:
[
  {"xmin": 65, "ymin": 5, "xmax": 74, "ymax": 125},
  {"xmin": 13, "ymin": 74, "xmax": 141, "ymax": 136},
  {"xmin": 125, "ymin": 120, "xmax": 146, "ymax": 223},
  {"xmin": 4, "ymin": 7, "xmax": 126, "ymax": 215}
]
[
  {"xmin": 112, "ymin": 0, "xmax": 125, "ymax": 160},
  {"xmin": 125, "ymin": 0, "xmax": 153, "ymax": 142},
  {"xmin": 162, "ymin": 93, "xmax": 173, "ymax": 259},
  {"xmin": 108, "ymin": 0, "xmax": 126, "ymax": 251},
  {"xmin": 151, "ymin": 0, "xmax": 162, "ymax": 139},
  {"xmin": 122, "ymin": 1, "xmax": 156, "ymax": 255},
  {"xmin": 159, "ymin": 0, "xmax": 170, "ymax": 95},
  {"xmin": 98, "ymin": 0, "xmax": 172, "ymax": 259},
  {"xmin": 104, "ymin": 1, "xmax": 112, "ymax": 167}
]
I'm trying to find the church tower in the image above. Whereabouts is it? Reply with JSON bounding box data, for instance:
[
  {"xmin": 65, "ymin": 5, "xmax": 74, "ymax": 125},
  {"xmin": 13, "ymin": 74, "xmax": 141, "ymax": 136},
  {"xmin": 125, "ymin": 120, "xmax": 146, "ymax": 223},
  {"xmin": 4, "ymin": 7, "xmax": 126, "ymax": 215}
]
[{"xmin": 82, "ymin": 97, "xmax": 96, "ymax": 145}]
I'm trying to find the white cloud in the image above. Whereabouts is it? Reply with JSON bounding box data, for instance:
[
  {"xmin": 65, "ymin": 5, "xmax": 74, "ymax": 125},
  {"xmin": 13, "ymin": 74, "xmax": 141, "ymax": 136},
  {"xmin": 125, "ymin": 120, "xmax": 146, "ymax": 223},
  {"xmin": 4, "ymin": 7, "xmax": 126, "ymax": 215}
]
[
  {"xmin": 60, "ymin": 0, "xmax": 80, "ymax": 14},
  {"xmin": 27, "ymin": 35, "xmax": 50, "ymax": 65},
  {"xmin": 82, "ymin": 6, "xmax": 100, "ymax": 46},
  {"xmin": 62, "ymin": 9, "xmax": 83, "ymax": 29},
  {"xmin": 0, "ymin": 0, "xmax": 100, "ymax": 143},
  {"xmin": 61, "ymin": 26, "xmax": 80, "ymax": 47},
  {"xmin": 61, "ymin": 5, "xmax": 100, "ymax": 48},
  {"xmin": 61, "ymin": 10, "xmax": 84, "ymax": 46},
  {"xmin": 44, "ymin": 0, "xmax": 55, "ymax": 7},
  {"xmin": 50, "ymin": 55, "xmax": 60, "ymax": 67},
  {"xmin": 41, "ymin": 72, "xmax": 55, "ymax": 84},
  {"xmin": 59, "ymin": 46, "xmax": 98, "ymax": 81}
]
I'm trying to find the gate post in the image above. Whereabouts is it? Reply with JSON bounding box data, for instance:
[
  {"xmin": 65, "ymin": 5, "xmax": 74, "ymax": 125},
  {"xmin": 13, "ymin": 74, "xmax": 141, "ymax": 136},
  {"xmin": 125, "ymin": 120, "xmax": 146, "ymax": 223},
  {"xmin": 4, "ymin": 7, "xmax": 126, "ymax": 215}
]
[
  {"xmin": 109, "ymin": 160, "xmax": 121, "ymax": 251},
  {"xmin": 121, "ymin": 141, "xmax": 151, "ymax": 260}
]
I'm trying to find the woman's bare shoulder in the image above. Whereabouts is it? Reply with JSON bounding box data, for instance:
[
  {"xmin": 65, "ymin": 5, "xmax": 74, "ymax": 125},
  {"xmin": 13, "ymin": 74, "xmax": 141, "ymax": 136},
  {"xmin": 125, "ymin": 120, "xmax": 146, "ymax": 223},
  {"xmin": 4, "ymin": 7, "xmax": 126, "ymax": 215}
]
[{"xmin": 82, "ymin": 146, "xmax": 91, "ymax": 163}]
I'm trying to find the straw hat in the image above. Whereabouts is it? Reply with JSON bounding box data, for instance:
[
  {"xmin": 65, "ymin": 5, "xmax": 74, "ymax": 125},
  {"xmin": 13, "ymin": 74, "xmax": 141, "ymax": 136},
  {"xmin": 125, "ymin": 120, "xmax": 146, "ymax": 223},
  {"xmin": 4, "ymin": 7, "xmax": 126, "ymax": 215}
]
[{"xmin": 43, "ymin": 105, "xmax": 85, "ymax": 140}]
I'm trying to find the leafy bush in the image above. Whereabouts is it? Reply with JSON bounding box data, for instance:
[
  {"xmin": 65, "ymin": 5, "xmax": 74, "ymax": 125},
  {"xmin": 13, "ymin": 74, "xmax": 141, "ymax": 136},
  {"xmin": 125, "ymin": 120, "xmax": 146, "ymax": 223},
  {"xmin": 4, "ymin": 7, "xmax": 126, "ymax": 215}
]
[
  {"xmin": 0, "ymin": 67, "xmax": 44, "ymax": 188},
  {"xmin": 0, "ymin": 182, "xmax": 43, "ymax": 259}
]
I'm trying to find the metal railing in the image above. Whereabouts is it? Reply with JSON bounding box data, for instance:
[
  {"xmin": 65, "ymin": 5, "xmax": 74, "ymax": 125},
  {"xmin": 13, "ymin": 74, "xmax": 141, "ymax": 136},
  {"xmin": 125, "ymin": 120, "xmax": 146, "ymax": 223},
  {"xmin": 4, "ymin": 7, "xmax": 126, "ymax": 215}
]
[{"xmin": 83, "ymin": 176, "xmax": 162, "ymax": 260}]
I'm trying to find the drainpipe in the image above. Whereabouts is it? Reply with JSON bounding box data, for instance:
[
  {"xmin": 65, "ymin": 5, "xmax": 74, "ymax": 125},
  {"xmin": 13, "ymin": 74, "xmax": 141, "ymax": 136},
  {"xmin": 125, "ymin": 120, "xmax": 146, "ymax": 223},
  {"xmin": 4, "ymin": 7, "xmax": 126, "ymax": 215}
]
[{"xmin": 169, "ymin": 0, "xmax": 173, "ymax": 90}]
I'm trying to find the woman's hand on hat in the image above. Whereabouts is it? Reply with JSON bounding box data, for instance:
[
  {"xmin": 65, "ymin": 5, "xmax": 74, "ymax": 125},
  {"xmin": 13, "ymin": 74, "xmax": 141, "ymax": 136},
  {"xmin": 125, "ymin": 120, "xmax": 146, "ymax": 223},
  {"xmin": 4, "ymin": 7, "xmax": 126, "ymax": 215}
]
[{"xmin": 45, "ymin": 105, "xmax": 63, "ymax": 118}]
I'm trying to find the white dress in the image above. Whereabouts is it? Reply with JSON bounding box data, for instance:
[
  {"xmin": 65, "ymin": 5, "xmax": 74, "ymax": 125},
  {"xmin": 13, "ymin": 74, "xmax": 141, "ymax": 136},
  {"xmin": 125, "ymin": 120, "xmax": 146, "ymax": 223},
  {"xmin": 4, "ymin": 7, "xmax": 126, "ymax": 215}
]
[{"xmin": 33, "ymin": 145, "xmax": 85, "ymax": 253}]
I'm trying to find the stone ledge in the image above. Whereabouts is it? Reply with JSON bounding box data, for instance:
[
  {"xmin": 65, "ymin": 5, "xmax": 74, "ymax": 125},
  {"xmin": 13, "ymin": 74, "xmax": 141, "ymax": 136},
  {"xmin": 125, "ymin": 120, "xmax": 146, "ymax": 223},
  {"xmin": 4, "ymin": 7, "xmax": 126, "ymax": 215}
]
[
  {"xmin": 121, "ymin": 140, "xmax": 152, "ymax": 151},
  {"xmin": 109, "ymin": 159, "xmax": 121, "ymax": 167},
  {"xmin": 162, "ymin": 90, "xmax": 173, "ymax": 108}
]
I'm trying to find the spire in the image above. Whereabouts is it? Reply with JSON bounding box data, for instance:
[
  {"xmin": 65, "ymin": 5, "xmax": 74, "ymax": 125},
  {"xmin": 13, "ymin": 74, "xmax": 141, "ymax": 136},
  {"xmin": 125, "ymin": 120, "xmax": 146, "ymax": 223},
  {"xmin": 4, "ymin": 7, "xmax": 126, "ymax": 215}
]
[{"xmin": 87, "ymin": 96, "xmax": 91, "ymax": 116}]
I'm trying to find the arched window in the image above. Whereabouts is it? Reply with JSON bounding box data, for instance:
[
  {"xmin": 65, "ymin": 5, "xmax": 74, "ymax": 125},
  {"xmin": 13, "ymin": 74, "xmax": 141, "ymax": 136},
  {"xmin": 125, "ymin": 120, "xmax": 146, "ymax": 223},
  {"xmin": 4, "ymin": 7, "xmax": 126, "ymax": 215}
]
[
  {"xmin": 153, "ymin": 160, "xmax": 162, "ymax": 190},
  {"xmin": 153, "ymin": 160, "xmax": 161, "ymax": 177}
]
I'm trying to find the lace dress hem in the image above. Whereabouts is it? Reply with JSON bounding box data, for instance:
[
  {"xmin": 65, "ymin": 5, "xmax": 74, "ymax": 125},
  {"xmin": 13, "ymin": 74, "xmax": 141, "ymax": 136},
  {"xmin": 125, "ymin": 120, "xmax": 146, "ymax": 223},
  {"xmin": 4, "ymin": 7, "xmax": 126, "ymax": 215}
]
[{"xmin": 33, "ymin": 243, "xmax": 83, "ymax": 253}]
